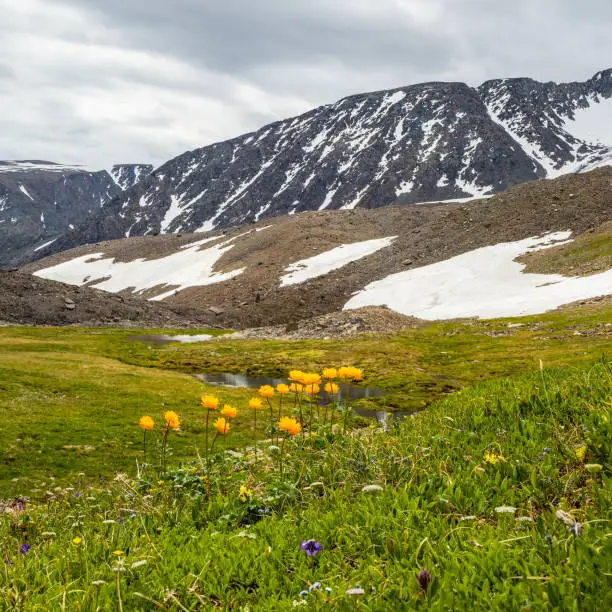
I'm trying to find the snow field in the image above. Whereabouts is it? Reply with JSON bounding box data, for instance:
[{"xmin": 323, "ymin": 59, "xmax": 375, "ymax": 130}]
[{"xmin": 344, "ymin": 232, "xmax": 612, "ymax": 319}]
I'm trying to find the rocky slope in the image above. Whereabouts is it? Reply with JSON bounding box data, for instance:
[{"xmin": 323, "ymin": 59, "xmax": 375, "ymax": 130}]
[
  {"xmin": 24, "ymin": 168, "xmax": 612, "ymax": 328},
  {"xmin": 36, "ymin": 69, "xmax": 612, "ymax": 259},
  {"xmin": 0, "ymin": 269, "xmax": 216, "ymax": 327},
  {"xmin": 0, "ymin": 161, "xmax": 152, "ymax": 267}
]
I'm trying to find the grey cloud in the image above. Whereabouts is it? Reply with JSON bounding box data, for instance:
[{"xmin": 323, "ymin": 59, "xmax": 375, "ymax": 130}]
[
  {"xmin": 1, "ymin": 0, "xmax": 610, "ymax": 168},
  {"xmin": 61, "ymin": 0, "xmax": 455, "ymax": 75}
]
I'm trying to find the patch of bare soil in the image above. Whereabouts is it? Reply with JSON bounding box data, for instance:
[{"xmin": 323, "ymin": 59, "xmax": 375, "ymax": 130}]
[
  {"xmin": 224, "ymin": 306, "xmax": 422, "ymax": 340},
  {"xmin": 0, "ymin": 270, "xmax": 218, "ymax": 327}
]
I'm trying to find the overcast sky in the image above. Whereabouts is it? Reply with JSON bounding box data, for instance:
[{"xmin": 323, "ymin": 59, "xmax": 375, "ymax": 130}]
[{"xmin": 0, "ymin": 0, "xmax": 609, "ymax": 169}]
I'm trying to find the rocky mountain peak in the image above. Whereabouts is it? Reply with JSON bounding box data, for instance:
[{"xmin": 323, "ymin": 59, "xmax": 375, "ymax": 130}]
[{"xmin": 9, "ymin": 69, "xmax": 612, "ymax": 266}]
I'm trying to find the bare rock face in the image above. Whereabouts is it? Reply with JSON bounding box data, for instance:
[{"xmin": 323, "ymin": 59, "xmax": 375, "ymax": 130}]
[{"xmin": 38, "ymin": 70, "xmax": 612, "ymax": 260}]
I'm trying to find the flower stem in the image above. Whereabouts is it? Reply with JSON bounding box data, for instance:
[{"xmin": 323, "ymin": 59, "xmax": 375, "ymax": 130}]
[
  {"xmin": 204, "ymin": 409, "xmax": 210, "ymax": 471},
  {"xmin": 161, "ymin": 425, "xmax": 170, "ymax": 474},
  {"xmin": 280, "ymin": 436, "xmax": 287, "ymax": 479},
  {"xmin": 266, "ymin": 398, "xmax": 275, "ymax": 442},
  {"xmin": 116, "ymin": 569, "xmax": 124, "ymax": 612},
  {"xmin": 210, "ymin": 432, "xmax": 220, "ymax": 454}
]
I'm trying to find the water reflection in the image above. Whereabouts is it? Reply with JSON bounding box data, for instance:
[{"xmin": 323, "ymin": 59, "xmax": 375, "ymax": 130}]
[{"xmin": 193, "ymin": 372, "xmax": 410, "ymax": 425}]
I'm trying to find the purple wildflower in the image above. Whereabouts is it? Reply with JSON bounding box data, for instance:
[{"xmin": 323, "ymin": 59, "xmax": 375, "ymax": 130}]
[
  {"xmin": 417, "ymin": 569, "xmax": 432, "ymax": 592},
  {"xmin": 6, "ymin": 556, "xmax": 12, "ymax": 566},
  {"xmin": 568, "ymin": 523, "xmax": 583, "ymax": 536},
  {"xmin": 20, "ymin": 543, "xmax": 31, "ymax": 555},
  {"xmin": 300, "ymin": 540, "xmax": 323, "ymax": 556}
]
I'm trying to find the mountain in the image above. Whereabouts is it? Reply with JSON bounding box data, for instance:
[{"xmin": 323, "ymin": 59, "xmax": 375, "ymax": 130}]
[
  {"xmin": 24, "ymin": 168, "xmax": 612, "ymax": 328},
  {"xmin": 0, "ymin": 161, "xmax": 152, "ymax": 267},
  {"xmin": 33, "ymin": 69, "xmax": 611, "ymax": 259},
  {"xmin": 109, "ymin": 164, "xmax": 154, "ymax": 190}
]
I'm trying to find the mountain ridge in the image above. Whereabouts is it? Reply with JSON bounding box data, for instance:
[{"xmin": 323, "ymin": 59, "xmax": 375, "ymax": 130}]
[
  {"xmin": 29, "ymin": 69, "xmax": 611, "ymax": 263},
  {"xmin": 0, "ymin": 161, "xmax": 152, "ymax": 266}
]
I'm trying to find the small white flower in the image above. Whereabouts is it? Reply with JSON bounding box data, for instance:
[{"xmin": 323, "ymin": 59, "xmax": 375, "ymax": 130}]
[
  {"xmin": 494, "ymin": 506, "xmax": 516, "ymax": 514},
  {"xmin": 130, "ymin": 560, "xmax": 147, "ymax": 569},
  {"xmin": 346, "ymin": 587, "xmax": 365, "ymax": 596},
  {"xmin": 361, "ymin": 484, "xmax": 384, "ymax": 493},
  {"xmin": 91, "ymin": 580, "xmax": 107, "ymax": 586},
  {"xmin": 555, "ymin": 510, "xmax": 575, "ymax": 526}
]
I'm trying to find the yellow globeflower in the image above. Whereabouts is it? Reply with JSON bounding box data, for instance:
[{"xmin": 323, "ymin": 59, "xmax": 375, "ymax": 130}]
[
  {"xmin": 139, "ymin": 416, "xmax": 155, "ymax": 430},
  {"xmin": 259, "ymin": 385, "xmax": 275, "ymax": 398},
  {"xmin": 164, "ymin": 410, "xmax": 181, "ymax": 430},
  {"xmin": 324, "ymin": 382, "xmax": 339, "ymax": 394},
  {"xmin": 289, "ymin": 383, "xmax": 303, "ymax": 394},
  {"xmin": 303, "ymin": 383, "xmax": 320, "ymax": 396},
  {"xmin": 302, "ymin": 372, "xmax": 322, "ymax": 385},
  {"xmin": 239, "ymin": 484, "xmax": 252, "ymax": 502},
  {"xmin": 322, "ymin": 368, "xmax": 338, "ymax": 380},
  {"xmin": 213, "ymin": 417, "xmax": 230, "ymax": 435},
  {"xmin": 338, "ymin": 366, "xmax": 364, "ymax": 381},
  {"xmin": 279, "ymin": 417, "xmax": 302, "ymax": 436},
  {"xmin": 72, "ymin": 537, "xmax": 83, "ymax": 546},
  {"xmin": 289, "ymin": 370, "xmax": 305, "ymax": 382},
  {"xmin": 276, "ymin": 383, "xmax": 290, "ymax": 395},
  {"xmin": 249, "ymin": 397, "xmax": 264, "ymax": 410},
  {"xmin": 201, "ymin": 395, "xmax": 220, "ymax": 410},
  {"xmin": 220, "ymin": 404, "xmax": 238, "ymax": 419},
  {"xmin": 351, "ymin": 367, "xmax": 364, "ymax": 381}
]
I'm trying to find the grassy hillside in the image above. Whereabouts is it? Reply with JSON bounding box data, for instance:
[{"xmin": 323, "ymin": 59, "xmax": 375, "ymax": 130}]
[
  {"xmin": 518, "ymin": 221, "xmax": 612, "ymax": 276},
  {"xmin": 0, "ymin": 301, "xmax": 611, "ymax": 495},
  {"xmin": 0, "ymin": 300, "xmax": 610, "ymax": 609},
  {"xmin": 1, "ymin": 356, "xmax": 609, "ymax": 609}
]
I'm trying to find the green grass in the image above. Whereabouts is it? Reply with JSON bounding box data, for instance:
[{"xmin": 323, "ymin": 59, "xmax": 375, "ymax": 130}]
[
  {"xmin": 0, "ymin": 334, "xmax": 261, "ymax": 495},
  {"xmin": 0, "ymin": 301, "xmax": 611, "ymax": 495},
  {"xmin": 518, "ymin": 221, "xmax": 612, "ymax": 276},
  {"xmin": 1, "ymin": 356, "xmax": 610, "ymax": 610}
]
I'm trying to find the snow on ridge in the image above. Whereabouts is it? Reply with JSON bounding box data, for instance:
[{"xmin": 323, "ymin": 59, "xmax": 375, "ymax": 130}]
[
  {"xmin": 34, "ymin": 235, "xmax": 245, "ymax": 301},
  {"xmin": 0, "ymin": 161, "xmax": 90, "ymax": 173},
  {"xmin": 34, "ymin": 237, "xmax": 58, "ymax": 252},
  {"xmin": 19, "ymin": 185, "xmax": 35, "ymax": 201},
  {"xmin": 344, "ymin": 231, "xmax": 612, "ymax": 319},
  {"xmin": 160, "ymin": 195, "xmax": 184, "ymax": 232},
  {"xmin": 280, "ymin": 236, "xmax": 397, "ymax": 287}
]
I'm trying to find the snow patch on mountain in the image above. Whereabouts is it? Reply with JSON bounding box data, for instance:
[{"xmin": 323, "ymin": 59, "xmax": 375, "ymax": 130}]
[
  {"xmin": 0, "ymin": 161, "xmax": 90, "ymax": 173},
  {"xmin": 344, "ymin": 232, "xmax": 612, "ymax": 319},
  {"xmin": 280, "ymin": 236, "xmax": 397, "ymax": 287},
  {"xmin": 19, "ymin": 185, "xmax": 35, "ymax": 201},
  {"xmin": 33, "ymin": 235, "xmax": 245, "ymax": 301}
]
